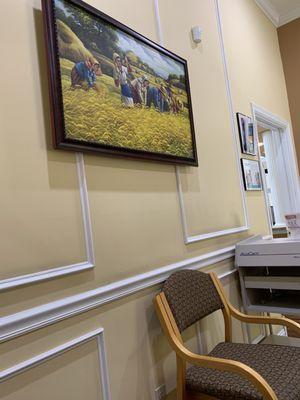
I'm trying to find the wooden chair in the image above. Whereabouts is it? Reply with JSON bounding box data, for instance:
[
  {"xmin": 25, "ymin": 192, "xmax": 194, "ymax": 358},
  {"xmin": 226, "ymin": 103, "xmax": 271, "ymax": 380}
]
[{"xmin": 154, "ymin": 270, "xmax": 300, "ymax": 400}]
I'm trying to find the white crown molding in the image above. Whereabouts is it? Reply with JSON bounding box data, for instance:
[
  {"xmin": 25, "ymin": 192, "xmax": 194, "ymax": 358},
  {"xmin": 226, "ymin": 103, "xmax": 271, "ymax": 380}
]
[
  {"xmin": 0, "ymin": 153, "xmax": 95, "ymax": 291},
  {"xmin": 254, "ymin": 0, "xmax": 300, "ymax": 27},
  {"xmin": 279, "ymin": 5, "xmax": 300, "ymax": 26},
  {"xmin": 0, "ymin": 328, "xmax": 111, "ymax": 400},
  {"xmin": 254, "ymin": 0, "xmax": 280, "ymax": 27},
  {"xmin": 0, "ymin": 245, "xmax": 236, "ymax": 343}
]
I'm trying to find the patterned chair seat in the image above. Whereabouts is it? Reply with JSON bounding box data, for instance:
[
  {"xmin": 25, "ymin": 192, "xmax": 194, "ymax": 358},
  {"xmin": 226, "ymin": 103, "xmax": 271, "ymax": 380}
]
[{"xmin": 186, "ymin": 342, "xmax": 300, "ymax": 400}]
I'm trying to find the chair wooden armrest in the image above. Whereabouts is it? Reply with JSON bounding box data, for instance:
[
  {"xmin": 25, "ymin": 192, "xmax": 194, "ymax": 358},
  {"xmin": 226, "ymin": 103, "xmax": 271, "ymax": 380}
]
[
  {"xmin": 229, "ymin": 304, "xmax": 300, "ymax": 332},
  {"xmin": 154, "ymin": 293, "xmax": 278, "ymax": 400},
  {"xmin": 211, "ymin": 272, "xmax": 300, "ymax": 336}
]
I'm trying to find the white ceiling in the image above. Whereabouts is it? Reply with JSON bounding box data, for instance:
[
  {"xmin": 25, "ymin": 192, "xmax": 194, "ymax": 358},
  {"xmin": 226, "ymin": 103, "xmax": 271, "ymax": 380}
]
[{"xmin": 255, "ymin": 0, "xmax": 300, "ymax": 26}]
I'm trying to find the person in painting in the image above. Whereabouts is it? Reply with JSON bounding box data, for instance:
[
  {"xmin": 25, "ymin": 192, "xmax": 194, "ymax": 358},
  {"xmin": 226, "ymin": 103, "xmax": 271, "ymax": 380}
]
[
  {"xmin": 165, "ymin": 82, "xmax": 179, "ymax": 114},
  {"xmin": 146, "ymin": 84, "xmax": 161, "ymax": 110},
  {"xmin": 158, "ymin": 83, "xmax": 170, "ymax": 112},
  {"xmin": 170, "ymin": 94, "xmax": 183, "ymax": 114},
  {"xmin": 70, "ymin": 58, "xmax": 102, "ymax": 90},
  {"xmin": 113, "ymin": 53, "xmax": 134, "ymax": 107},
  {"xmin": 177, "ymin": 98, "xmax": 184, "ymax": 112},
  {"xmin": 130, "ymin": 76, "xmax": 149, "ymax": 106},
  {"xmin": 255, "ymin": 171, "xmax": 261, "ymax": 187},
  {"xmin": 246, "ymin": 169, "xmax": 253, "ymax": 188}
]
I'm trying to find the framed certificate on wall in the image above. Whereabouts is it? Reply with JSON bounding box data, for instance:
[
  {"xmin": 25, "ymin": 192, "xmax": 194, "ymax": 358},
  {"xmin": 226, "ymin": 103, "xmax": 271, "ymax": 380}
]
[
  {"xmin": 241, "ymin": 158, "xmax": 262, "ymax": 191},
  {"xmin": 237, "ymin": 113, "xmax": 256, "ymax": 156}
]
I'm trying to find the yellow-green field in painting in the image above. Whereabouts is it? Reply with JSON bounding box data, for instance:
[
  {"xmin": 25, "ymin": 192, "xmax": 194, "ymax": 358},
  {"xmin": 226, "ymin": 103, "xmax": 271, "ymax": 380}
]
[{"xmin": 60, "ymin": 59, "xmax": 193, "ymax": 158}]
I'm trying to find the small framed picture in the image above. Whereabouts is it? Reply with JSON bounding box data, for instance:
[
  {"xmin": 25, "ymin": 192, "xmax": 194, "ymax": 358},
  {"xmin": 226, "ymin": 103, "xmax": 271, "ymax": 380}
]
[
  {"xmin": 237, "ymin": 113, "xmax": 256, "ymax": 156},
  {"xmin": 241, "ymin": 159, "xmax": 263, "ymax": 191}
]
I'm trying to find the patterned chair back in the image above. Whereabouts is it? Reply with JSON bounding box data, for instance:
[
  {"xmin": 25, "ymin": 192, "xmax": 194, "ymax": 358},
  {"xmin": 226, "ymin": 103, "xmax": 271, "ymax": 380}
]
[{"xmin": 162, "ymin": 270, "xmax": 224, "ymax": 332}]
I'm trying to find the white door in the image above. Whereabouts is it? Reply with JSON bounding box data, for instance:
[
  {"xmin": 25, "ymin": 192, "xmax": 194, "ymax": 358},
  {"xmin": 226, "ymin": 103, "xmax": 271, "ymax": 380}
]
[{"xmin": 258, "ymin": 125, "xmax": 300, "ymax": 227}]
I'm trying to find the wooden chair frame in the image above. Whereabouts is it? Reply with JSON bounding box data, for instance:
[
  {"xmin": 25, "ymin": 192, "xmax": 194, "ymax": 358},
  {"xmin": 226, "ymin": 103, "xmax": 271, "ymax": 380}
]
[{"xmin": 154, "ymin": 272, "xmax": 300, "ymax": 400}]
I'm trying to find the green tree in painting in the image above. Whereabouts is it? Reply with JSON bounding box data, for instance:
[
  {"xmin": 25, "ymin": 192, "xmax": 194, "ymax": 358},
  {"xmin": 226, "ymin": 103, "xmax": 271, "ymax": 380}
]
[{"xmin": 55, "ymin": 1, "xmax": 120, "ymax": 59}]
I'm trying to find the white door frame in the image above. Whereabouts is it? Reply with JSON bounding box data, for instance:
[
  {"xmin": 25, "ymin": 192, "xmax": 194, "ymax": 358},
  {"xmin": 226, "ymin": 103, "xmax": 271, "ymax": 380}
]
[{"xmin": 251, "ymin": 103, "xmax": 300, "ymax": 232}]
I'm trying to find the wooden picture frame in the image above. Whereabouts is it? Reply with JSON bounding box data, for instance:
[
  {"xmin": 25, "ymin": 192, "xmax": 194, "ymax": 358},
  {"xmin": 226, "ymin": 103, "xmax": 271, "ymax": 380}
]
[{"xmin": 42, "ymin": 0, "xmax": 198, "ymax": 166}]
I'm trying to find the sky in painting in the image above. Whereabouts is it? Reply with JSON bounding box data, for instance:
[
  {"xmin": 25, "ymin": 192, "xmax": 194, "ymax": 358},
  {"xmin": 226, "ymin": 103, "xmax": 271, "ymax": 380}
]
[
  {"xmin": 55, "ymin": 0, "xmax": 185, "ymax": 79},
  {"xmin": 117, "ymin": 31, "xmax": 184, "ymax": 79}
]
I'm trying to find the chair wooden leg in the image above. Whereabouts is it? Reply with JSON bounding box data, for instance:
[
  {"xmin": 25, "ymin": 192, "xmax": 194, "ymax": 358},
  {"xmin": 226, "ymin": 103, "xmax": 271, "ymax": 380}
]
[{"xmin": 177, "ymin": 355, "xmax": 186, "ymax": 400}]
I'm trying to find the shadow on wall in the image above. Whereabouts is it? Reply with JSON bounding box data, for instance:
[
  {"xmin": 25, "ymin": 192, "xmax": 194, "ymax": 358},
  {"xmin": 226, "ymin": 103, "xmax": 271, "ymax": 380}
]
[
  {"xmin": 33, "ymin": 8, "xmax": 52, "ymax": 153},
  {"xmin": 34, "ymin": 8, "xmax": 80, "ymax": 191}
]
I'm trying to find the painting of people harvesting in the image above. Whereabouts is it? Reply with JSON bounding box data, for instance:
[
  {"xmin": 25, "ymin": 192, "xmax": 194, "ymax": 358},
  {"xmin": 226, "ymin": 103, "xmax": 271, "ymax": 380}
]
[{"xmin": 42, "ymin": 0, "xmax": 198, "ymax": 165}]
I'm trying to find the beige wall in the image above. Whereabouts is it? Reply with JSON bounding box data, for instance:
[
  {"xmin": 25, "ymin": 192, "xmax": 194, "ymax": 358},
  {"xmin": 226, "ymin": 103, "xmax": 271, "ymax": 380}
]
[
  {"xmin": 278, "ymin": 18, "xmax": 300, "ymax": 168},
  {"xmin": 0, "ymin": 0, "xmax": 291, "ymax": 399}
]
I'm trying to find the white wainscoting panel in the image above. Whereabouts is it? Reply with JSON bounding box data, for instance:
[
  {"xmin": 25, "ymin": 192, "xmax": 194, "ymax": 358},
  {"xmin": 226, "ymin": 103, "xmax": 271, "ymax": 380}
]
[
  {"xmin": 154, "ymin": 0, "xmax": 249, "ymax": 244},
  {"xmin": 0, "ymin": 245, "xmax": 235, "ymax": 343},
  {"xmin": 0, "ymin": 328, "xmax": 111, "ymax": 400},
  {"xmin": 0, "ymin": 153, "xmax": 95, "ymax": 291}
]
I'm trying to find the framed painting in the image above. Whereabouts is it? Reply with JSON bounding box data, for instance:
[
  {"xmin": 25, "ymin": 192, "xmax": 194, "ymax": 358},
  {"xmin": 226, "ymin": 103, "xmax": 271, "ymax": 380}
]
[
  {"xmin": 237, "ymin": 113, "xmax": 256, "ymax": 156},
  {"xmin": 241, "ymin": 158, "xmax": 263, "ymax": 191},
  {"xmin": 42, "ymin": 0, "xmax": 198, "ymax": 166}
]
